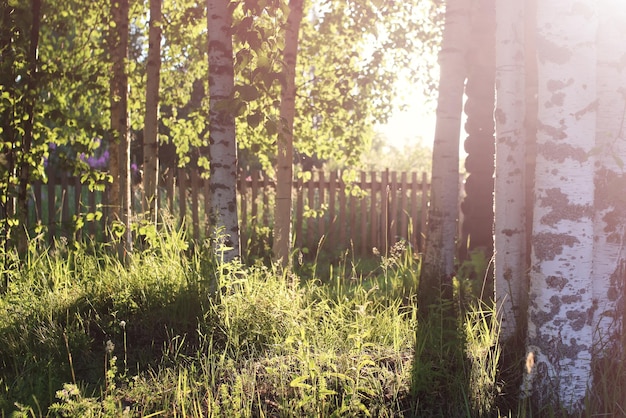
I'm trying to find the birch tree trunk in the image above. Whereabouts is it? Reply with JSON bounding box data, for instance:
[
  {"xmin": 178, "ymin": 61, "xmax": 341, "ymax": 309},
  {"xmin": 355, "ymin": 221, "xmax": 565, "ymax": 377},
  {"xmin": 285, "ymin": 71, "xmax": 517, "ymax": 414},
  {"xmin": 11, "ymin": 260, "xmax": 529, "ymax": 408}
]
[
  {"xmin": 522, "ymin": 1, "xmax": 597, "ymax": 411},
  {"xmin": 273, "ymin": 0, "xmax": 304, "ymax": 268},
  {"xmin": 592, "ymin": 0, "xmax": 626, "ymax": 359},
  {"xmin": 418, "ymin": 0, "xmax": 470, "ymax": 316},
  {"xmin": 494, "ymin": 0, "xmax": 527, "ymax": 342},
  {"xmin": 109, "ymin": 0, "xmax": 132, "ymax": 257},
  {"xmin": 143, "ymin": 0, "xmax": 162, "ymax": 225},
  {"xmin": 207, "ymin": 0, "xmax": 240, "ymax": 262}
]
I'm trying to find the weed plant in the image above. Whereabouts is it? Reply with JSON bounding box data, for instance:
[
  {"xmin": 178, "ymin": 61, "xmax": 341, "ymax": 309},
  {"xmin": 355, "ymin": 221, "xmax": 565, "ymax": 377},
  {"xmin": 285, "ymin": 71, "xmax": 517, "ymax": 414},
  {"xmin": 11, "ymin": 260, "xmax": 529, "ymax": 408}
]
[
  {"xmin": 2, "ymin": 227, "xmax": 624, "ymax": 417},
  {"xmin": 0, "ymin": 227, "xmax": 419, "ymax": 417}
]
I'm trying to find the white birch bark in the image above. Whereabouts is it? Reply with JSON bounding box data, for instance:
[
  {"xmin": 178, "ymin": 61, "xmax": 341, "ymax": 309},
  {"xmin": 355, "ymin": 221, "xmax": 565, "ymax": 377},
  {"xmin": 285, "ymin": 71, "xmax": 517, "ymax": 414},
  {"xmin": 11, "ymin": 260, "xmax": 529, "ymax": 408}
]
[
  {"xmin": 494, "ymin": 0, "xmax": 527, "ymax": 342},
  {"xmin": 143, "ymin": 0, "xmax": 161, "ymax": 225},
  {"xmin": 207, "ymin": 0, "xmax": 240, "ymax": 262},
  {"xmin": 523, "ymin": 1, "xmax": 597, "ymax": 412},
  {"xmin": 418, "ymin": 0, "xmax": 469, "ymax": 314},
  {"xmin": 273, "ymin": 0, "xmax": 304, "ymax": 268},
  {"xmin": 592, "ymin": 0, "xmax": 626, "ymax": 358}
]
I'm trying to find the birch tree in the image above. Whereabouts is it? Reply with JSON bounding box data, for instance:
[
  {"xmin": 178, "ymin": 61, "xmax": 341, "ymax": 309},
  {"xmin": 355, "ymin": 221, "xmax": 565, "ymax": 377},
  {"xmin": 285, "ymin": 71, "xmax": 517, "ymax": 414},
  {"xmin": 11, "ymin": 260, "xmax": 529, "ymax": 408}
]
[
  {"xmin": 272, "ymin": 0, "xmax": 304, "ymax": 268},
  {"xmin": 522, "ymin": 1, "xmax": 597, "ymax": 411},
  {"xmin": 142, "ymin": 0, "xmax": 162, "ymax": 225},
  {"xmin": 109, "ymin": 0, "xmax": 132, "ymax": 257},
  {"xmin": 207, "ymin": 0, "xmax": 240, "ymax": 262},
  {"xmin": 494, "ymin": 0, "xmax": 527, "ymax": 342},
  {"xmin": 592, "ymin": 0, "xmax": 626, "ymax": 359},
  {"xmin": 419, "ymin": 0, "xmax": 470, "ymax": 316}
]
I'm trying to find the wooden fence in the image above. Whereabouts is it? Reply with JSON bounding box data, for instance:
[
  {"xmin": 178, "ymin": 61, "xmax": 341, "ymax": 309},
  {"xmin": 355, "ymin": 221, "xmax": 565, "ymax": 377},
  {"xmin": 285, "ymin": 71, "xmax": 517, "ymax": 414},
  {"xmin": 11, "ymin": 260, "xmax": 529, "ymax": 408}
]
[{"xmin": 26, "ymin": 169, "xmax": 431, "ymax": 257}]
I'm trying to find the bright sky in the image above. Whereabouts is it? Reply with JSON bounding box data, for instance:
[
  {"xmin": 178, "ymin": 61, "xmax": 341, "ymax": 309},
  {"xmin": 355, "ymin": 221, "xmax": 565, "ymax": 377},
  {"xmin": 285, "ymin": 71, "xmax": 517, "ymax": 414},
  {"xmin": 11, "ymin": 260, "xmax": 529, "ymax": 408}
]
[{"xmin": 376, "ymin": 95, "xmax": 436, "ymax": 149}]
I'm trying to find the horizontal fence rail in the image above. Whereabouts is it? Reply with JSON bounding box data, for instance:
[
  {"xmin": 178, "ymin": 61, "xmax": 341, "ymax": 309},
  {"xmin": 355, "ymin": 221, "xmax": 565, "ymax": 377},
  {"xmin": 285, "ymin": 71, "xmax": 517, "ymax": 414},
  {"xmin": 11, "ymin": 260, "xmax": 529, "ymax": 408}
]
[{"xmin": 26, "ymin": 169, "xmax": 431, "ymax": 258}]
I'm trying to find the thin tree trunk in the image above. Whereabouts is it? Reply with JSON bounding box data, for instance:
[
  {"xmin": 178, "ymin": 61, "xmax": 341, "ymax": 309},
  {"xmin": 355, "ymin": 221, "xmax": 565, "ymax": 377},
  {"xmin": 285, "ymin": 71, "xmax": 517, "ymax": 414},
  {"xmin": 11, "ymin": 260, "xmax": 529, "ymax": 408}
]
[
  {"xmin": 273, "ymin": 0, "xmax": 304, "ymax": 268},
  {"xmin": 143, "ymin": 0, "xmax": 162, "ymax": 225},
  {"xmin": 494, "ymin": 0, "xmax": 527, "ymax": 342},
  {"xmin": 522, "ymin": 1, "xmax": 597, "ymax": 411},
  {"xmin": 207, "ymin": 0, "xmax": 240, "ymax": 262},
  {"xmin": 592, "ymin": 0, "xmax": 626, "ymax": 359},
  {"xmin": 15, "ymin": 0, "xmax": 41, "ymax": 254},
  {"xmin": 418, "ymin": 0, "xmax": 470, "ymax": 317},
  {"xmin": 109, "ymin": 0, "xmax": 132, "ymax": 258}
]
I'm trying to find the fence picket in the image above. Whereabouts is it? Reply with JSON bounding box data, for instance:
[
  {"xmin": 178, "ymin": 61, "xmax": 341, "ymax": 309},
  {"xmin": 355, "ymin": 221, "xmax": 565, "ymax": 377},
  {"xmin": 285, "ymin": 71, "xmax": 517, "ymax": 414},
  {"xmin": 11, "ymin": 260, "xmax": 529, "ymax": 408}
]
[{"xmin": 26, "ymin": 169, "xmax": 431, "ymax": 257}]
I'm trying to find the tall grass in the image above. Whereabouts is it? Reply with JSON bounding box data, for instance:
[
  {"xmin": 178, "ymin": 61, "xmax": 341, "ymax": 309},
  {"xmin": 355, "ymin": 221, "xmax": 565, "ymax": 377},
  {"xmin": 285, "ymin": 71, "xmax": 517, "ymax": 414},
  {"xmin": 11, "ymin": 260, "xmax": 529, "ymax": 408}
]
[
  {"xmin": 2, "ymin": 227, "xmax": 624, "ymax": 417},
  {"xmin": 0, "ymin": 228, "xmax": 418, "ymax": 417}
]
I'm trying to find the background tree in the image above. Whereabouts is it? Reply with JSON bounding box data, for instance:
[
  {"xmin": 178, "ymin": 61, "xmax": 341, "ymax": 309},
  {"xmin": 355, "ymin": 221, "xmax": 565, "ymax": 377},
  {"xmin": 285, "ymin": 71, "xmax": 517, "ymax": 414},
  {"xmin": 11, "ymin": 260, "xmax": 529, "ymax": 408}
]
[
  {"xmin": 206, "ymin": 0, "xmax": 240, "ymax": 261},
  {"xmin": 419, "ymin": 0, "xmax": 470, "ymax": 317},
  {"xmin": 108, "ymin": 0, "xmax": 133, "ymax": 257},
  {"xmin": 592, "ymin": 0, "xmax": 626, "ymax": 360},
  {"xmin": 522, "ymin": 0, "xmax": 597, "ymax": 411},
  {"xmin": 143, "ymin": 0, "xmax": 162, "ymax": 224},
  {"xmin": 287, "ymin": 0, "xmax": 442, "ymax": 172},
  {"xmin": 273, "ymin": 0, "xmax": 304, "ymax": 267},
  {"xmin": 494, "ymin": 0, "xmax": 527, "ymax": 342}
]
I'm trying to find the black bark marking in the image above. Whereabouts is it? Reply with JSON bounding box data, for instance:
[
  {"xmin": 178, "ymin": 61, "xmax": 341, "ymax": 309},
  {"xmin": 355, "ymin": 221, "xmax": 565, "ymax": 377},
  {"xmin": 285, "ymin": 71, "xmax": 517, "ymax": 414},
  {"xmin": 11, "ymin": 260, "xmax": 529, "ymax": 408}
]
[
  {"xmin": 596, "ymin": 168, "xmax": 626, "ymax": 233},
  {"xmin": 539, "ymin": 188, "xmax": 593, "ymax": 227},
  {"xmin": 495, "ymin": 108, "xmax": 506, "ymax": 124},
  {"xmin": 546, "ymin": 79, "xmax": 572, "ymax": 92},
  {"xmin": 537, "ymin": 37, "xmax": 573, "ymax": 64},
  {"xmin": 566, "ymin": 309, "xmax": 586, "ymax": 331},
  {"xmin": 557, "ymin": 338, "xmax": 588, "ymax": 360},
  {"xmin": 561, "ymin": 294, "xmax": 582, "ymax": 304},
  {"xmin": 531, "ymin": 295, "xmax": 562, "ymax": 329},
  {"xmin": 537, "ymin": 122, "xmax": 567, "ymax": 141},
  {"xmin": 572, "ymin": 99, "xmax": 598, "ymax": 120},
  {"xmin": 532, "ymin": 232, "xmax": 580, "ymax": 261},
  {"xmin": 546, "ymin": 275, "xmax": 567, "ymax": 291},
  {"xmin": 501, "ymin": 228, "xmax": 522, "ymax": 237},
  {"xmin": 538, "ymin": 141, "xmax": 588, "ymax": 163}
]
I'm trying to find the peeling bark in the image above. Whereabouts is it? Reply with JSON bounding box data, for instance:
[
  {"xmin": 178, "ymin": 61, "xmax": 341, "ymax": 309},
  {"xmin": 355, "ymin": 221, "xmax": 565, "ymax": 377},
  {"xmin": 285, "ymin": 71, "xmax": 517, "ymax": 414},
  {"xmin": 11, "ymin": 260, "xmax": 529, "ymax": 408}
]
[
  {"xmin": 207, "ymin": 0, "xmax": 240, "ymax": 262},
  {"xmin": 523, "ymin": 1, "xmax": 597, "ymax": 411},
  {"xmin": 592, "ymin": 0, "xmax": 626, "ymax": 359},
  {"xmin": 494, "ymin": 0, "xmax": 527, "ymax": 342}
]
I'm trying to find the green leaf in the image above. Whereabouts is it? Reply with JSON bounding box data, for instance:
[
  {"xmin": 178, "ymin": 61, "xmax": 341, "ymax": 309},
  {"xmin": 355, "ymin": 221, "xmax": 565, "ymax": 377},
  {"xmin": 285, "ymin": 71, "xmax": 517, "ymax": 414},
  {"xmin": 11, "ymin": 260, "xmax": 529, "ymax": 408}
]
[
  {"xmin": 236, "ymin": 85, "xmax": 259, "ymax": 102},
  {"xmin": 264, "ymin": 119, "xmax": 278, "ymax": 136},
  {"xmin": 289, "ymin": 375, "xmax": 312, "ymax": 390},
  {"xmin": 247, "ymin": 112, "xmax": 262, "ymax": 128}
]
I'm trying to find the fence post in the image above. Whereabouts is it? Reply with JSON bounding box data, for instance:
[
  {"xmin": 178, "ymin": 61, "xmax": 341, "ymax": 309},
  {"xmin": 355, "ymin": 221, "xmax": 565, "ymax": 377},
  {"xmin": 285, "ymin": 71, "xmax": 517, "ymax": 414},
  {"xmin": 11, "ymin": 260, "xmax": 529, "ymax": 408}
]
[
  {"xmin": 360, "ymin": 171, "xmax": 367, "ymax": 256},
  {"xmin": 380, "ymin": 169, "xmax": 389, "ymax": 254},
  {"xmin": 190, "ymin": 169, "xmax": 200, "ymax": 241},
  {"xmin": 338, "ymin": 172, "xmax": 346, "ymax": 250},
  {"xmin": 295, "ymin": 176, "xmax": 303, "ymax": 249},
  {"xmin": 239, "ymin": 170, "xmax": 247, "ymax": 255},
  {"xmin": 400, "ymin": 172, "xmax": 408, "ymax": 243},
  {"xmin": 328, "ymin": 171, "xmax": 337, "ymax": 245},
  {"xmin": 369, "ymin": 171, "xmax": 378, "ymax": 256},
  {"xmin": 420, "ymin": 172, "xmax": 429, "ymax": 252}
]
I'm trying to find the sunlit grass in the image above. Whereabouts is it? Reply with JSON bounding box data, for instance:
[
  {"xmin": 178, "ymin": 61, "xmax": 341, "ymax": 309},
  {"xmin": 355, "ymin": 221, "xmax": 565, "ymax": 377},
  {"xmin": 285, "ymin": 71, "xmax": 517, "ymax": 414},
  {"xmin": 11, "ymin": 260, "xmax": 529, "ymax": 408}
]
[{"xmin": 1, "ymin": 228, "xmax": 624, "ymax": 417}]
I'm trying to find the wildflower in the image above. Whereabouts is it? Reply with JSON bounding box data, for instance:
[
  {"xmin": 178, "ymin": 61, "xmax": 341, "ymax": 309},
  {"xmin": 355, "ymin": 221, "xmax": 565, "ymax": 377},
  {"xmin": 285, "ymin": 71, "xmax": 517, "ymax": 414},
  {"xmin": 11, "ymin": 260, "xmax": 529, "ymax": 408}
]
[
  {"xmin": 105, "ymin": 340, "xmax": 115, "ymax": 354},
  {"xmin": 119, "ymin": 320, "xmax": 126, "ymax": 329}
]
